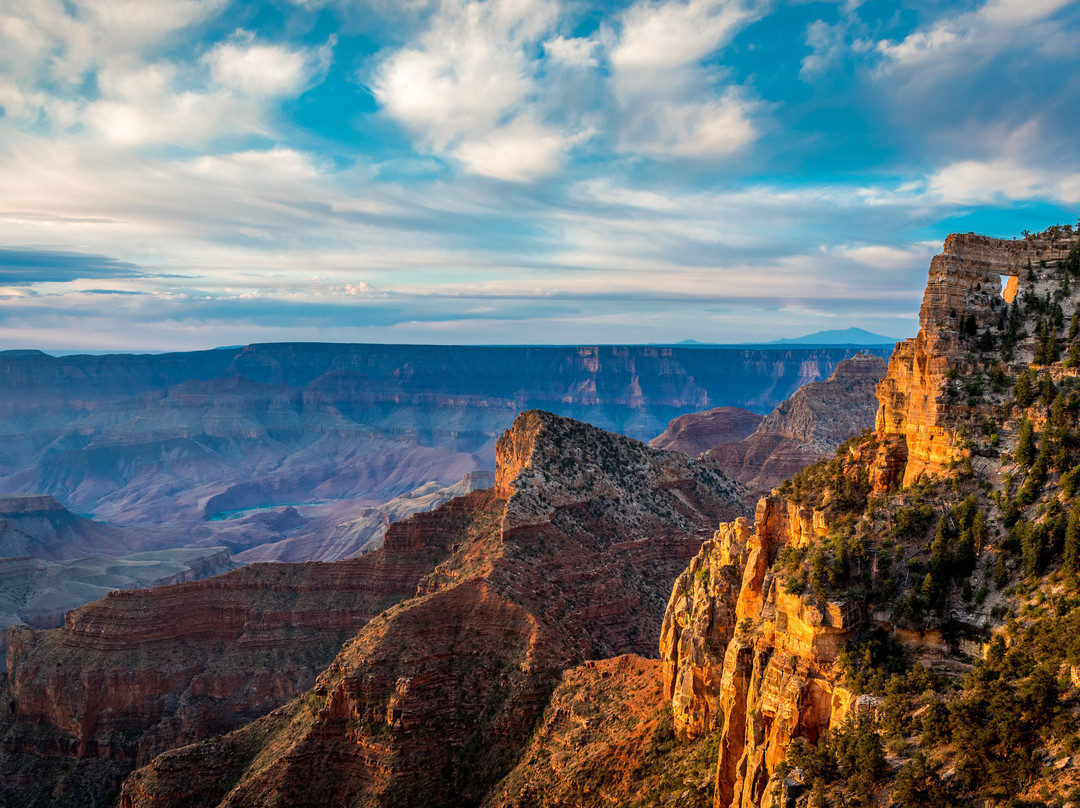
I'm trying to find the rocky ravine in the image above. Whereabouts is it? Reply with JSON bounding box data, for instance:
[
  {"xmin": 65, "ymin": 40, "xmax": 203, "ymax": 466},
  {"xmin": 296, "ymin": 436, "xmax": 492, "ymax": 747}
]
[
  {"xmin": 114, "ymin": 411, "xmax": 748, "ymax": 808},
  {"xmin": 475, "ymin": 227, "xmax": 1080, "ymax": 808},
  {"xmin": 705, "ymin": 352, "xmax": 887, "ymax": 496}
]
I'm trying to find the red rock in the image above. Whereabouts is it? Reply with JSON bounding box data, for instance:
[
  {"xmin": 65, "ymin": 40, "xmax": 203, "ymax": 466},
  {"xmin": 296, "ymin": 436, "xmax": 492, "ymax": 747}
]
[{"xmin": 650, "ymin": 407, "xmax": 764, "ymax": 455}]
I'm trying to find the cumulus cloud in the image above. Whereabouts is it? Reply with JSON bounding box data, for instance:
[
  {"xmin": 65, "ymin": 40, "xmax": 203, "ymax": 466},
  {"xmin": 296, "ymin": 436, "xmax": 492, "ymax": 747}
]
[
  {"xmin": 371, "ymin": 0, "xmax": 575, "ymax": 181},
  {"xmin": 608, "ymin": 0, "xmax": 765, "ymax": 158},
  {"xmin": 876, "ymin": 0, "xmax": 1074, "ymax": 69},
  {"xmin": 205, "ymin": 32, "xmax": 331, "ymax": 97}
]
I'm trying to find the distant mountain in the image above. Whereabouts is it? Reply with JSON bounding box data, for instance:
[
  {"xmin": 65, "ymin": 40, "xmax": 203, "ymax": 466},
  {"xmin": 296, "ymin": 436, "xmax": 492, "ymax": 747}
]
[{"xmin": 768, "ymin": 327, "xmax": 900, "ymax": 345}]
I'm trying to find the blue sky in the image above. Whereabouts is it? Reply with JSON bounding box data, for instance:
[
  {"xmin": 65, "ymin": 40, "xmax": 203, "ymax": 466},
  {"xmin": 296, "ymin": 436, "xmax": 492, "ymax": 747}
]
[{"xmin": 0, "ymin": 0, "xmax": 1077, "ymax": 351}]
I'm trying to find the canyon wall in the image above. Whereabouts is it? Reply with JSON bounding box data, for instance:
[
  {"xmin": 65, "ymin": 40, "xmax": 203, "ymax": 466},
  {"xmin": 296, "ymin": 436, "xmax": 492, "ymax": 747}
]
[
  {"xmin": 660, "ymin": 230, "xmax": 1080, "ymax": 808},
  {"xmin": 5, "ymin": 490, "xmax": 490, "ymax": 765},
  {"xmin": 711, "ymin": 353, "xmax": 887, "ymax": 494},
  {"xmin": 116, "ymin": 410, "xmax": 748, "ymax": 807},
  {"xmin": 873, "ymin": 233, "xmax": 1075, "ymax": 489},
  {"xmin": 0, "ymin": 343, "xmax": 885, "ymax": 528}
]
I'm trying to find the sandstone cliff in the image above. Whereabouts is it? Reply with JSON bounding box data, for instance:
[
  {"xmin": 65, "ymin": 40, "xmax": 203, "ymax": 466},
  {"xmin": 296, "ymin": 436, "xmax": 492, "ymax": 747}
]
[
  {"xmin": 873, "ymin": 232, "xmax": 1076, "ymax": 489},
  {"xmin": 657, "ymin": 227, "xmax": 1080, "ymax": 808},
  {"xmin": 116, "ymin": 410, "xmax": 748, "ymax": 808}
]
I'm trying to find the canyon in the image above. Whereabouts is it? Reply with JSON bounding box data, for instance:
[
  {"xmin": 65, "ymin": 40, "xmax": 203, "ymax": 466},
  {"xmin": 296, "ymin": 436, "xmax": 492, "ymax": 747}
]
[
  {"xmin": 0, "ymin": 343, "xmax": 886, "ymax": 643},
  {"xmin": 0, "ymin": 343, "xmax": 883, "ymax": 530},
  {"xmin": 10, "ymin": 228, "xmax": 1080, "ymax": 807},
  {"xmin": 7, "ymin": 411, "xmax": 748, "ymax": 807}
]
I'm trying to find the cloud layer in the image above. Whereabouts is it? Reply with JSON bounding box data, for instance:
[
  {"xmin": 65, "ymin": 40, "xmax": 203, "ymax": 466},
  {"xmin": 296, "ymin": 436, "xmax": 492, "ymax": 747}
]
[{"xmin": 0, "ymin": 0, "xmax": 1078, "ymax": 350}]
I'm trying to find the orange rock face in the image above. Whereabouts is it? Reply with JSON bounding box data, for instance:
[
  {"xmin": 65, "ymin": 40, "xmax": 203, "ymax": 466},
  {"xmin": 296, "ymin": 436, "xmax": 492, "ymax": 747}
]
[
  {"xmin": 660, "ymin": 494, "xmax": 862, "ymax": 808},
  {"xmin": 873, "ymin": 232, "xmax": 1077, "ymax": 489}
]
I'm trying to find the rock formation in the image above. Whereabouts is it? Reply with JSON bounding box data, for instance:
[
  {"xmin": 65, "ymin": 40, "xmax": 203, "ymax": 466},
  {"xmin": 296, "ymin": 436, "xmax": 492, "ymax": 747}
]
[
  {"xmin": 650, "ymin": 407, "xmax": 764, "ymax": 455},
  {"xmin": 115, "ymin": 410, "xmax": 748, "ymax": 807},
  {"xmin": 659, "ymin": 497, "xmax": 859, "ymax": 808},
  {"xmin": 873, "ymin": 232, "xmax": 1075, "ymax": 489},
  {"xmin": 658, "ymin": 228, "xmax": 1080, "ymax": 808},
  {"xmin": 706, "ymin": 353, "xmax": 887, "ymax": 495},
  {"xmin": 6, "ymin": 488, "xmax": 494, "ymax": 766}
]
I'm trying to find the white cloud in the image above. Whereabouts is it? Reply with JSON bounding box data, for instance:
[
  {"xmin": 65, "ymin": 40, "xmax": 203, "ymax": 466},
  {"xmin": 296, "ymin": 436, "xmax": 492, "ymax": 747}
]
[
  {"xmin": 610, "ymin": 0, "xmax": 759, "ymax": 76},
  {"xmin": 623, "ymin": 93, "xmax": 756, "ymax": 158},
  {"xmin": 453, "ymin": 115, "xmax": 573, "ymax": 181},
  {"xmin": 608, "ymin": 0, "xmax": 766, "ymax": 159},
  {"xmin": 205, "ymin": 34, "xmax": 323, "ymax": 96},
  {"xmin": 928, "ymin": 159, "xmax": 1080, "ymax": 206},
  {"xmin": 371, "ymin": 0, "xmax": 576, "ymax": 181},
  {"xmin": 876, "ymin": 0, "xmax": 1074, "ymax": 68},
  {"xmin": 543, "ymin": 35, "xmax": 599, "ymax": 68},
  {"xmin": 0, "ymin": 0, "xmax": 228, "ymax": 82},
  {"xmin": 800, "ymin": 19, "xmax": 846, "ymax": 80}
]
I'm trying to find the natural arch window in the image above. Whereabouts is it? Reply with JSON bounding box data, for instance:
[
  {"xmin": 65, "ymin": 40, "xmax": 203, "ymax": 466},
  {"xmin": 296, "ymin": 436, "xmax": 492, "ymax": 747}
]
[{"xmin": 1001, "ymin": 274, "xmax": 1018, "ymax": 303}]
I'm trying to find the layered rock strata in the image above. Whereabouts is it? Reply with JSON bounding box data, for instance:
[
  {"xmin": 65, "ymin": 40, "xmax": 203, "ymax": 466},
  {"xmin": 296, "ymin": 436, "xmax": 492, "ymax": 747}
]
[
  {"xmin": 117, "ymin": 410, "xmax": 748, "ymax": 807},
  {"xmin": 6, "ymin": 491, "xmax": 491, "ymax": 765},
  {"xmin": 0, "ymin": 343, "xmax": 885, "ymax": 529},
  {"xmin": 650, "ymin": 407, "xmax": 764, "ymax": 455}
]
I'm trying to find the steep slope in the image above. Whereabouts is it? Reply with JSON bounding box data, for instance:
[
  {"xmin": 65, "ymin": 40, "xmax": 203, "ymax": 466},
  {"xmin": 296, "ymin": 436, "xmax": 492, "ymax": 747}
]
[
  {"xmin": 484, "ymin": 655, "xmax": 721, "ymax": 808},
  {"xmin": 707, "ymin": 353, "xmax": 887, "ymax": 495},
  {"xmin": 117, "ymin": 410, "xmax": 748, "ymax": 808},
  {"xmin": 0, "ymin": 548, "xmax": 233, "ymax": 661},
  {"xmin": 657, "ymin": 227, "xmax": 1080, "ymax": 808},
  {"xmin": 0, "ymin": 343, "xmax": 885, "ymax": 530},
  {"xmin": 650, "ymin": 407, "xmax": 764, "ymax": 455},
  {"xmin": 5, "ymin": 490, "xmax": 493, "ymax": 769},
  {"xmin": 478, "ymin": 227, "xmax": 1080, "ymax": 808}
]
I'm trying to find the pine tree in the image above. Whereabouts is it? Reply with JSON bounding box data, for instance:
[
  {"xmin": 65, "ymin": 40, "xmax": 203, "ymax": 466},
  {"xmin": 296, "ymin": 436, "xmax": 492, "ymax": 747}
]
[
  {"xmin": 1016, "ymin": 419, "xmax": 1035, "ymax": 467},
  {"xmin": 1065, "ymin": 507, "xmax": 1080, "ymax": 582},
  {"xmin": 973, "ymin": 509, "xmax": 987, "ymax": 554},
  {"xmin": 1015, "ymin": 370, "xmax": 1034, "ymax": 408}
]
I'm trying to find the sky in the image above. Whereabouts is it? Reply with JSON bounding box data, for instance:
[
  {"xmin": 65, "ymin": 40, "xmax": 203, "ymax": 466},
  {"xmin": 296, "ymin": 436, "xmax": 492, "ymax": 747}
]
[{"xmin": 0, "ymin": 0, "xmax": 1078, "ymax": 351}]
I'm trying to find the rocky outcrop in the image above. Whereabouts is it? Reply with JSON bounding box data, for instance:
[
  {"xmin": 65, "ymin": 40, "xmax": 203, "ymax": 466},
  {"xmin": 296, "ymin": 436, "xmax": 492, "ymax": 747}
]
[
  {"xmin": 117, "ymin": 411, "xmax": 748, "ymax": 807},
  {"xmin": 650, "ymin": 407, "xmax": 764, "ymax": 455},
  {"xmin": 873, "ymin": 232, "xmax": 1076, "ymax": 489},
  {"xmin": 660, "ymin": 496, "xmax": 860, "ymax": 808},
  {"xmin": 710, "ymin": 353, "xmax": 887, "ymax": 494},
  {"xmin": 658, "ymin": 230, "xmax": 1080, "ymax": 808},
  {"xmin": 0, "ymin": 495, "xmax": 152, "ymax": 561},
  {"xmin": 483, "ymin": 655, "xmax": 722, "ymax": 808}
]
